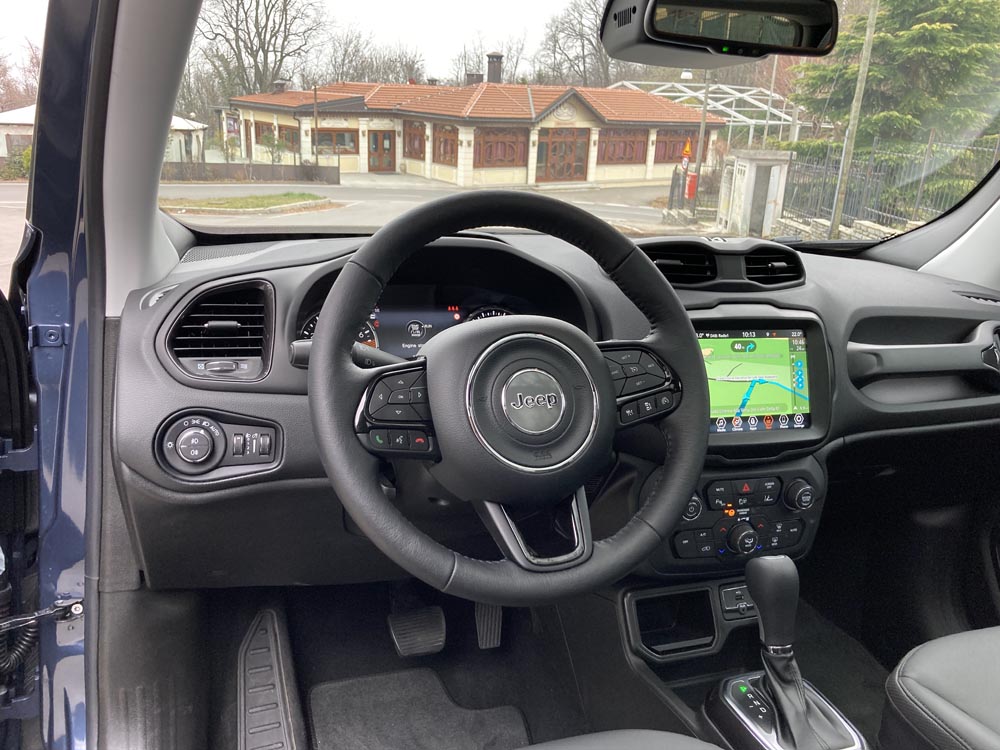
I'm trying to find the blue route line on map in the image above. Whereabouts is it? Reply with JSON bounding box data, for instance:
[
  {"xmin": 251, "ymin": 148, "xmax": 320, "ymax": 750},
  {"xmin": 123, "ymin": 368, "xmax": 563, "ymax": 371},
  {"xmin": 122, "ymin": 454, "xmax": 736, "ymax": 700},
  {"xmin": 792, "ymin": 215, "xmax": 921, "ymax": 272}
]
[{"xmin": 734, "ymin": 378, "xmax": 810, "ymax": 418}]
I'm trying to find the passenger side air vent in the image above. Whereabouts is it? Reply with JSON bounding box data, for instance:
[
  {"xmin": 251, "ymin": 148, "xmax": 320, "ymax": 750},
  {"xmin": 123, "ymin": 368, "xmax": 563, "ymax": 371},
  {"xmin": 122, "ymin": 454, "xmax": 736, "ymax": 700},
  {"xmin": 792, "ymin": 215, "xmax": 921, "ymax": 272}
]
[
  {"xmin": 644, "ymin": 246, "xmax": 718, "ymax": 287},
  {"xmin": 743, "ymin": 248, "xmax": 804, "ymax": 286},
  {"xmin": 957, "ymin": 292, "xmax": 1000, "ymax": 306},
  {"xmin": 167, "ymin": 282, "xmax": 273, "ymax": 380}
]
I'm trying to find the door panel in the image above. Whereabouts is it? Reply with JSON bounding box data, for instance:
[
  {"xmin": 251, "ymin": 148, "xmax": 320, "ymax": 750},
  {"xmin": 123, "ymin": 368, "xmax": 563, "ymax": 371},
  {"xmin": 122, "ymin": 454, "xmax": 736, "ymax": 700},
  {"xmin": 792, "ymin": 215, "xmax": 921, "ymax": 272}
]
[
  {"xmin": 536, "ymin": 128, "xmax": 588, "ymax": 182},
  {"xmin": 369, "ymin": 131, "xmax": 396, "ymax": 172}
]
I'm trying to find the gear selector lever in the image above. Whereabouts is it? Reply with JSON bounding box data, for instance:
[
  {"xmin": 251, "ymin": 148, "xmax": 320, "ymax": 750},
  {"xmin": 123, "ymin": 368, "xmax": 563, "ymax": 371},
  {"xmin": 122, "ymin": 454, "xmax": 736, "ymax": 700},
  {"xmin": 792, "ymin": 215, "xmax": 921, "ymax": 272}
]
[{"xmin": 707, "ymin": 555, "xmax": 865, "ymax": 750}]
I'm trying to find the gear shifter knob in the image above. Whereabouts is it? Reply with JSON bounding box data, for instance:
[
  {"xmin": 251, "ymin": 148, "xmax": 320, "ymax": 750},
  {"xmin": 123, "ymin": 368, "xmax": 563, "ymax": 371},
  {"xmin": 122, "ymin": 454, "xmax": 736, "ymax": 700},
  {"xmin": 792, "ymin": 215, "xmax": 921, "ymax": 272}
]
[{"xmin": 745, "ymin": 554, "xmax": 798, "ymax": 650}]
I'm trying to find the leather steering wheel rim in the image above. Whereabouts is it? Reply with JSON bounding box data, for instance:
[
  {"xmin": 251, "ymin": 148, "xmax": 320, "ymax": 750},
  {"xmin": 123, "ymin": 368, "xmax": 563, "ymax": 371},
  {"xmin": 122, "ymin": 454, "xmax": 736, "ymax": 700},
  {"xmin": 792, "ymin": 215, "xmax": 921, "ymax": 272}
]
[{"xmin": 308, "ymin": 190, "xmax": 709, "ymax": 606}]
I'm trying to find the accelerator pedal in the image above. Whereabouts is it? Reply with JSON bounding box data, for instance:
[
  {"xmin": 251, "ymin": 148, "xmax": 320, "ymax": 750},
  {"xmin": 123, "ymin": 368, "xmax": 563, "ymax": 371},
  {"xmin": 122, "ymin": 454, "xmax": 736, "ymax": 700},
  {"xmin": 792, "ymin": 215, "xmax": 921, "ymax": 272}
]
[
  {"xmin": 388, "ymin": 606, "xmax": 446, "ymax": 657},
  {"xmin": 475, "ymin": 602, "xmax": 503, "ymax": 650}
]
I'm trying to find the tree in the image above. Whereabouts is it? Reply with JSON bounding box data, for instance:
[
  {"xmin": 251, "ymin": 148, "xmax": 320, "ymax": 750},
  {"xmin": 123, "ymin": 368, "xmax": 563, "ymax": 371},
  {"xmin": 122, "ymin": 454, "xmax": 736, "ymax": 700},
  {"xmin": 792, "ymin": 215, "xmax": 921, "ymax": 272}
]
[
  {"xmin": 449, "ymin": 34, "xmax": 528, "ymax": 84},
  {"xmin": 0, "ymin": 41, "xmax": 41, "ymax": 111},
  {"xmin": 792, "ymin": 0, "xmax": 1000, "ymax": 142},
  {"xmin": 300, "ymin": 29, "xmax": 424, "ymax": 86},
  {"xmin": 197, "ymin": 0, "xmax": 326, "ymax": 95}
]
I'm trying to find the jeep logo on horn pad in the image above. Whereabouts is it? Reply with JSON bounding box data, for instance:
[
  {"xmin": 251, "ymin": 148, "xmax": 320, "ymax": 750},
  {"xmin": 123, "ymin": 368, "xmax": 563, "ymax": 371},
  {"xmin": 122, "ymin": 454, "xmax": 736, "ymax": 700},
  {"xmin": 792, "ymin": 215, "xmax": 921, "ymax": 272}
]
[{"xmin": 501, "ymin": 369, "xmax": 566, "ymax": 435}]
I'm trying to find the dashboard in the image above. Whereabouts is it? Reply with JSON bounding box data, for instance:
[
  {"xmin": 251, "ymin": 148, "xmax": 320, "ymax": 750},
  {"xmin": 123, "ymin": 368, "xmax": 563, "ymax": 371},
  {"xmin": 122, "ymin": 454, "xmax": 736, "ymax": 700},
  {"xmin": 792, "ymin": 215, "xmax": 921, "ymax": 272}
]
[{"xmin": 111, "ymin": 231, "xmax": 1000, "ymax": 589}]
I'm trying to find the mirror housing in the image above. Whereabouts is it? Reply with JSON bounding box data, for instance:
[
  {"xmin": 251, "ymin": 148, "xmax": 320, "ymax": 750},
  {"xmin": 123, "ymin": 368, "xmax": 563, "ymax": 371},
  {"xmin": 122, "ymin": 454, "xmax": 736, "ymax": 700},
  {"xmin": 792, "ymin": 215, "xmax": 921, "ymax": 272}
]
[{"xmin": 601, "ymin": 0, "xmax": 837, "ymax": 68}]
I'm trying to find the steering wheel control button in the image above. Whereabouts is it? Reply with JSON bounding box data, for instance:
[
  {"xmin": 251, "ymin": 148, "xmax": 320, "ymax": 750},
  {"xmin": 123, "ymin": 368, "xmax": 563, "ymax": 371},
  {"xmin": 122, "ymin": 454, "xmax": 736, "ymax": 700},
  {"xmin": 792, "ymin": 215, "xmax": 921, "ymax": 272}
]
[
  {"xmin": 384, "ymin": 371, "xmax": 422, "ymax": 391},
  {"xmin": 620, "ymin": 374, "xmax": 660, "ymax": 396},
  {"xmin": 389, "ymin": 390, "xmax": 411, "ymax": 404},
  {"xmin": 500, "ymin": 369, "xmax": 566, "ymax": 435},
  {"xmin": 655, "ymin": 392, "xmax": 674, "ymax": 411},
  {"xmin": 620, "ymin": 402, "xmax": 640, "ymax": 423},
  {"xmin": 639, "ymin": 352, "xmax": 667, "ymax": 381},
  {"xmin": 388, "ymin": 430, "xmax": 410, "ymax": 450},
  {"xmin": 409, "ymin": 386, "xmax": 427, "ymax": 403},
  {"xmin": 605, "ymin": 359, "xmax": 625, "ymax": 380},
  {"xmin": 176, "ymin": 427, "xmax": 213, "ymax": 463},
  {"xmin": 409, "ymin": 431, "xmax": 430, "ymax": 452},
  {"xmin": 369, "ymin": 382, "xmax": 392, "ymax": 412},
  {"xmin": 369, "ymin": 429, "xmax": 389, "ymax": 449},
  {"xmin": 373, "ymin": 404, "xmax": 421, "ymax": 422},
  {"xmin": 605, "ymin": 349, "xmax": 641, "ymax": 366}
]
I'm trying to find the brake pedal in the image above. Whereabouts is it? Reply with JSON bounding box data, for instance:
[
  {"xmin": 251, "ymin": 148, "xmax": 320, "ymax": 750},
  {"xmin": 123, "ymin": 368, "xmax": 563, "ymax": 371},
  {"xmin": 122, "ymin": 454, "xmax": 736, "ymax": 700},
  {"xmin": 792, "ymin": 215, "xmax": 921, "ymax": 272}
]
[
  {"xmin": 475, "ymin": 602, "xmax": 503, "ymax": 650},
  {"xmin": 388, "ymin": 606, "xmax": 446, "ymax": 657}
]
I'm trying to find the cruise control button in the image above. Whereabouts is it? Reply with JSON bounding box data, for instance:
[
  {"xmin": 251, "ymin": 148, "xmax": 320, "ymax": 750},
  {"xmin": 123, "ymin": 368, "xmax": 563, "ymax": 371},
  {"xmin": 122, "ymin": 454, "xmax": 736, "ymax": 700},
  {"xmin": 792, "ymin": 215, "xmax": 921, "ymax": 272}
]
[
  {"xmin": 655, "ymin": 392, "xmax": 674, "ymax": 411},
  {"xmin": 639, "ymin": 352, "xmax": 666, "ymax": 381},
  {"xmin": 606, "ymin": 350, "xmax": 641, "ymax": 366},
  {"xmin": 605, "ymin": 359, "xmax": 626, "ymax": 380},
  {"xmin": 382, "ymin": 371, "xmax": 422, "ymax": 391},
  {"xmin": 368, "ymin": 382, "xmax": 392, "ymax": 413},
  {"xmin": 621, "ymin": 374, "xmax": 659, "ymax": 396},
  {"xmin": 368, "ymin": 429, "xmax": 389, "ymax": 450},
  {"xmin": 372, "ymin": 404, "xmax": 421, "ymax": 422},
  {"xmin": 623, "ymin": 363, "xmax": 643, "ymax": 377}
]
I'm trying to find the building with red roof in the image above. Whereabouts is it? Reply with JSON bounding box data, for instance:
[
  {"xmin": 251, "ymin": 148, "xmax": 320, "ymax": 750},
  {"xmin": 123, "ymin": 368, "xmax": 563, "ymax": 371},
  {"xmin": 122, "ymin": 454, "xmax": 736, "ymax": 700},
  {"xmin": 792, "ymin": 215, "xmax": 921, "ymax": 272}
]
[{"xmin": 225, "ymin": 62, "xmax": 725, "ymax": 187}]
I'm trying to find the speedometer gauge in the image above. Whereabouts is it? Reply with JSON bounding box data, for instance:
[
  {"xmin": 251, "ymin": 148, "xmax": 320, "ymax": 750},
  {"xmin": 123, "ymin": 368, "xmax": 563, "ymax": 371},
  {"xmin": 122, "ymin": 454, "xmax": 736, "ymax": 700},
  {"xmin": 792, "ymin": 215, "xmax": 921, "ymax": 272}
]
[
  {"xmin": 467, "ymin": 306, "xmax": 512, "ymax": 321},
  {"xmin": 299, "ymin": 313, "xmax": 380, "ymax": 349}
]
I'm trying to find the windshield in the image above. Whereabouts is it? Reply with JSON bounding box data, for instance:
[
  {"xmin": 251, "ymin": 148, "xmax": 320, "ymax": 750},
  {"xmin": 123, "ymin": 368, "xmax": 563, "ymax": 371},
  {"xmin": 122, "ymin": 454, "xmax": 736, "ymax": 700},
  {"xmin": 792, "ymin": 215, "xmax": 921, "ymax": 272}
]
[{"xmin": 160, "ymin": 0, "xmax": 1000, "ymax": 242}]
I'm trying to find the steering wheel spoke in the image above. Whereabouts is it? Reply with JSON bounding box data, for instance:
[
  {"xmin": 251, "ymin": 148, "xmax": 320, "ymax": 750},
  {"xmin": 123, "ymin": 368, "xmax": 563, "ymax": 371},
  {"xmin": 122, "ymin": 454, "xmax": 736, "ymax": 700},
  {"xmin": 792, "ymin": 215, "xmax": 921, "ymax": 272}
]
[
  {"xmin": 355, "ymin": 359, "xmax": 438, "ymax": 458},
  {"xmin": 597, "ymin": 341, "xmax": 684, "ymax": 428},
  {"xmin": 477, "ymin": 488, "xmax": 593, "ymax": 572}
]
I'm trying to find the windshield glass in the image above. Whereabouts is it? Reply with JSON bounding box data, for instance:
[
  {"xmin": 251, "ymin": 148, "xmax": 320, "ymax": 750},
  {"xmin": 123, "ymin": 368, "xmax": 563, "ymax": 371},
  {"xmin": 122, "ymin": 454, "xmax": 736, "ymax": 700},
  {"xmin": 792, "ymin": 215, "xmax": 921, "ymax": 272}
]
[{"xmin": 161, "ymin": 0, "xmax": 1000, "ymax": 241}]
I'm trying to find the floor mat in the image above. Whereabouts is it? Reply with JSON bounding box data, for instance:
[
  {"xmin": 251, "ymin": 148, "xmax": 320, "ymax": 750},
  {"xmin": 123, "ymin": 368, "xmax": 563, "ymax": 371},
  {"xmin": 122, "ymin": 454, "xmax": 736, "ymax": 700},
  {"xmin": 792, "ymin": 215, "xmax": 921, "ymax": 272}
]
[
  {"xmin": 795, "ymin": 601, "xmax": 889, "ymax": 744},
  {"xmin": 309, "ymin": 668, "xmax": 529, "ymax": 750}
]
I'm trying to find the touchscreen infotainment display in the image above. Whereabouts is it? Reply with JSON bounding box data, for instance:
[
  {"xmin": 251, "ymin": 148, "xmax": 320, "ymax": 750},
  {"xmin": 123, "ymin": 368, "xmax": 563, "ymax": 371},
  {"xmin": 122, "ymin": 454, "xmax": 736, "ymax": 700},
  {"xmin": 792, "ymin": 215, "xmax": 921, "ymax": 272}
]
[{"xmin": 698, "ymin": 329, "xmax": 810, "ymax": 434}]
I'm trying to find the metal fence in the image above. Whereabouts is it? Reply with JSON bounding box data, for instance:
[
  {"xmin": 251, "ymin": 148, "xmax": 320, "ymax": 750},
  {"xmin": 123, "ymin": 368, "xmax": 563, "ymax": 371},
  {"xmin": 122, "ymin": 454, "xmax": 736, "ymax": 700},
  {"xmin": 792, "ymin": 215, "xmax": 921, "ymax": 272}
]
[{"xmin": 782, "ymin": 136, "xmax": 1000, "ymax": 230}]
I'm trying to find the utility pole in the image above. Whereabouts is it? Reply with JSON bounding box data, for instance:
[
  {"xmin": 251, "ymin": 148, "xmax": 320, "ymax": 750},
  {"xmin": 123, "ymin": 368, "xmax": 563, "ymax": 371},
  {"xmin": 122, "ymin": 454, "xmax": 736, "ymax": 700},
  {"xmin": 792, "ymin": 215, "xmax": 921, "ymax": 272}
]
[
  {"xmin": 829, "ymin": 0, "xmax": 880, "ymax": 239},
  {"xmin": 763, "ymin": 55, "xmax": 778, "ymax": 144},
  {"xmin": 691, "ymin": 69, "xmax": 710, "ymax": 218},
  {"xmin": 313, "ymin": 86, "xmax": 319, "ymax": 163}
]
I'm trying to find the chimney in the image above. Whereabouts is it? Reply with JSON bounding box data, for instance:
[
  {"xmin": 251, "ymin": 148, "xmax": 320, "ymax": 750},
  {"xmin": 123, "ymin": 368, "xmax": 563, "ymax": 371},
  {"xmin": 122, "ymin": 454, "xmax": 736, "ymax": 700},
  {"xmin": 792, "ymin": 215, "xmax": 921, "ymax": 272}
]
[
  {"xmin": 487, "ymin": 52, "xmax": 503, "ymax": 83},
  {"xmin": 272, "ymin": 79, "xmax": 291, "ymax": 94},
  {"xmin": 466, "ymin": 72, "xmax": 484, "ymax": 86}
]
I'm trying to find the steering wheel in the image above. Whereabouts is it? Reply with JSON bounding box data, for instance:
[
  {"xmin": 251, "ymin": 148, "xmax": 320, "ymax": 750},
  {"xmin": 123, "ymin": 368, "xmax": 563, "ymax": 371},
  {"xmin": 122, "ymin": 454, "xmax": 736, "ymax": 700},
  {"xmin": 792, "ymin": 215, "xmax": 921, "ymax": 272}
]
[{"xmin": 308, "ymin": 191, "xmax": 709, "ymax": 606}]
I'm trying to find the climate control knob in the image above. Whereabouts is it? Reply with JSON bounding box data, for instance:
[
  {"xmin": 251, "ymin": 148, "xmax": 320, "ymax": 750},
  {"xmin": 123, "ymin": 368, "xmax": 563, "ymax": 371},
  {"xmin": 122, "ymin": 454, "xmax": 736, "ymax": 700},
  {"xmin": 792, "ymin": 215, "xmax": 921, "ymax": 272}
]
[
  {"xmin": 175, "ymin": 427, "xmax": 214, "ymax": 463},
  {"xmin": 728, "ymin": 523, "xmax": 759, "ymax": 555},
  {"xmin": 784, "ymin": 479, "xmax": 816, "ymax": 510}
]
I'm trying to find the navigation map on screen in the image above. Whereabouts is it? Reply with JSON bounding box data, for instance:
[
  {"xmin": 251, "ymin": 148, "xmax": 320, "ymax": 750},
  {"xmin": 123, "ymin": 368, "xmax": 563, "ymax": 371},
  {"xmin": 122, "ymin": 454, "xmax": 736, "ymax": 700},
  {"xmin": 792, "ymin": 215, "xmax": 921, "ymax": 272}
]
[{"xmin": 698, "ymin": 329, "xmax": 810, "ymax": 434}]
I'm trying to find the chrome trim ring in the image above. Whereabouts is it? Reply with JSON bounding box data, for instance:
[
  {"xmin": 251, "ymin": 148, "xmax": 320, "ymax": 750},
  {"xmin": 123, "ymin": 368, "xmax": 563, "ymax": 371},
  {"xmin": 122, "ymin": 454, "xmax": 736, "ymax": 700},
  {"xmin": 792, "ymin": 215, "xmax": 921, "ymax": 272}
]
[{"xmin": 465, "ymin": 333, "xmax": 599, "ymax": 474}]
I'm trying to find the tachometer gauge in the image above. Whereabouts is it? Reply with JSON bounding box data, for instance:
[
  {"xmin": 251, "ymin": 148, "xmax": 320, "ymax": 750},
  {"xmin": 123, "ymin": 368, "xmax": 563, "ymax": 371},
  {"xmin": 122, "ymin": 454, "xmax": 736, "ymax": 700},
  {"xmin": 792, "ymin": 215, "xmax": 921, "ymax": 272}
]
[
  {"xmin": 299, "ymin": 312, "xmax": 320, "ymax": 339},
  {"xmin": 467, "ymin": 306, "xmax": 512, "ymax": 321},
  {"xmin": 355, "ymin": 320, "xmax": 379, "ymax": 348},
  {"xmin": 299, "ymin": 313, "xmax": 379, "ymax": 349}
]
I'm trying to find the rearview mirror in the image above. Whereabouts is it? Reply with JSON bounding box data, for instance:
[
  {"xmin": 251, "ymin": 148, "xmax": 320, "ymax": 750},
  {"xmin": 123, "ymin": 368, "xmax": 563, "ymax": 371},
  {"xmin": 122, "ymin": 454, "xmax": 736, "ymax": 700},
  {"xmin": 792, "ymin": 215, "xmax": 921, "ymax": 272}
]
[{"xmin": 602, "ymin": 0, "xmax": 837, "ymax": 68}]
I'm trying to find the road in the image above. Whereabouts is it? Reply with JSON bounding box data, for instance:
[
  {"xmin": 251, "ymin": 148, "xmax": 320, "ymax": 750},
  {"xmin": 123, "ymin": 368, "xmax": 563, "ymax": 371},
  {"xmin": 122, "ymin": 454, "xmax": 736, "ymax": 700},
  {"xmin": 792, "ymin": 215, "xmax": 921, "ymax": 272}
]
[
  {"xmin": 0, "ymin": 182, "xmax": 28, "ymax": 291},
  {"xmin": 1, "ymin": 177, "xmax": 683, "ymax": 290}
]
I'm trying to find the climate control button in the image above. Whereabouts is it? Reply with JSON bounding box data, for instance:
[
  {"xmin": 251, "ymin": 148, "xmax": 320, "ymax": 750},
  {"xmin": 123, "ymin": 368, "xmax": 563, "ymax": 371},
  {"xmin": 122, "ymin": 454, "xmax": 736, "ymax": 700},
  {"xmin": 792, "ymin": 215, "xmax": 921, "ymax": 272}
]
[{"xmin": 728, "ymin": 522, "xmax": 759, "ymax": 555}]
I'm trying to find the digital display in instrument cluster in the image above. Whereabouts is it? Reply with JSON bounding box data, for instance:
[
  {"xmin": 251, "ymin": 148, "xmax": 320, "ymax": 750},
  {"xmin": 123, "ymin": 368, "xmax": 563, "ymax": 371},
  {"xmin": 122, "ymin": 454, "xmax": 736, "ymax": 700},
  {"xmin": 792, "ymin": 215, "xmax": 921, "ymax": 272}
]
[{"xmin": 297, "ymin": 285, "xmax": 512, "ymax": 359}]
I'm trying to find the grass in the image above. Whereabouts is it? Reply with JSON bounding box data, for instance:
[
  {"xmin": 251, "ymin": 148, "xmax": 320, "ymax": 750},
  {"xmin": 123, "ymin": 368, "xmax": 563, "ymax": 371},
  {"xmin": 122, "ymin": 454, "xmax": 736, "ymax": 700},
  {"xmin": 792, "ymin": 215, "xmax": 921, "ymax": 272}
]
[{"xmin": 158, "ymin": 191, "xmax": 324, "ymax": 210}]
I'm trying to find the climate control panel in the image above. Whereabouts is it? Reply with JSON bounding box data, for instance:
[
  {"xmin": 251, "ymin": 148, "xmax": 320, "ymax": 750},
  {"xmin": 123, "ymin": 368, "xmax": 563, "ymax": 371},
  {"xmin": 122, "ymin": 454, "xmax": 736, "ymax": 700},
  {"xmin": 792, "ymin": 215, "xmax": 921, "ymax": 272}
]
[{"xmin": 645, "ymin": 457, "xmax": 825, "ymax": 574}]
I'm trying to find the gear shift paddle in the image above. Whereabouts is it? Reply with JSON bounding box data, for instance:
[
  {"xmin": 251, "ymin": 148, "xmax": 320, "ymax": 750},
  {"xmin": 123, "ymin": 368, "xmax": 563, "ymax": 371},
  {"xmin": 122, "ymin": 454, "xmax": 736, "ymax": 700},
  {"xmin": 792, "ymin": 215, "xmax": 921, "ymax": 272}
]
[{"xmin": 709, "ymin": 555, "xmax": 863, "ymax": 750}]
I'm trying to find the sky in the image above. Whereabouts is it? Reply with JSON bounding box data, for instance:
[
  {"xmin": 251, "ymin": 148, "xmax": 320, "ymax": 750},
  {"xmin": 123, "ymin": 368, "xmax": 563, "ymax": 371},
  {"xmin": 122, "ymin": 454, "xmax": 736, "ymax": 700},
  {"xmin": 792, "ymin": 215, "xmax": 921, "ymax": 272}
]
[{"xmin": 2, "ymin": 0, "xmax": 563, "ymax": 80}]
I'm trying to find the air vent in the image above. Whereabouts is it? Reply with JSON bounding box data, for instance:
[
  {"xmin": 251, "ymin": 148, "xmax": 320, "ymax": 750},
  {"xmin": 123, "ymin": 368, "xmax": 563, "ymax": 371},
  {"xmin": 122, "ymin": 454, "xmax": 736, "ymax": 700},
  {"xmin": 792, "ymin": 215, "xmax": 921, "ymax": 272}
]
[
  {"xmin": 743, "ymin": 248, "xmax": 804, "ymax": 286},
  {"xmin": 644, "ymin": 246, "xmax": 718, "ymax": 287},
  {"xmin": 614, "ymin": 4, "xmax": 637, "ymax": 26},
  {"xmin": 167, "ymin": 283, "xmax": 272, "ymax": 380},
  {"xmin": 957, "ymin": 292, "xmax": 1000, "ymax": 306}
]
